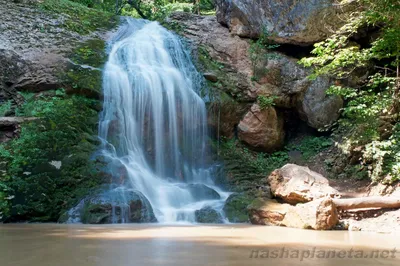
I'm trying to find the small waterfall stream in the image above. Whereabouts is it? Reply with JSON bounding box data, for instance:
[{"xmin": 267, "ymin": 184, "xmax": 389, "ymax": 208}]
[{"xmin": 98, "ymin": 18, "xmax": 228, "ymax": 223}]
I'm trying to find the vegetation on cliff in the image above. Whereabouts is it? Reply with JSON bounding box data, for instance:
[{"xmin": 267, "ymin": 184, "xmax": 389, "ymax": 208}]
[
  {"xmin": 0, "ymin": 0, "xmax": 115, "ymax": 222},
  {"xmin": 300, "ymin": 0, "xmax": 400, "ymax": 183}
]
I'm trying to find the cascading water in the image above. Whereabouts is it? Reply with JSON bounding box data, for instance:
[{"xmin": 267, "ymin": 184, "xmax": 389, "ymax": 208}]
[{"xmin": 98, "ymin": 18, "xmax": 229, "ymax": 223}]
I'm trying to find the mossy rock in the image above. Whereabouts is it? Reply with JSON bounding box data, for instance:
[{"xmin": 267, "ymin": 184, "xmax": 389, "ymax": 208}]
[
  {"xmin": 63, "ymin": 38, "xmax": 108, "ymax": 99},
  {"xmin": 183, "ymin": 184, "xmax": 221, "ymax": 201},
  {"xmin": 195, "ymin": 207, "xmax": 223, "ymax": 223},
  {"xmin": 64, "ymin": 66, "xmax": 102, "ymax": 99},
  {"xmin": 223, "ymin": 193, "xmax": 254, "ymax": 223},
  {"xmin": 39, "ymin": 0, "xmax": 118, "ymax": 35},
  {"xmin": 77, "ymin": 188, "xmax": 157, "ymax": 224}
]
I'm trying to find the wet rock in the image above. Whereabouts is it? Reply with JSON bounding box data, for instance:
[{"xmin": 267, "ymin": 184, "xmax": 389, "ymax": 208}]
[
  {"xmin": 267, "ymin": 164, "xmax": 340, "ymax": 204},
  {"xmin": 184, "ymin": 184, "xmax": 221, "ymax": 201},
  {"xmin": 195, "ymin": 206, "xmax": 224, "ymax": 223},
  {"xmin": 248, "ymin": 198, "xmax": 339, "ymax": 230},
  {"xmin": 238, "ymin": 104, "xmax": 284, "ymax": 152},
  {"xmin": 59, "ymin": 188, "xmax": 157, "ymax": 224},
  {"xmin": 223, "ymin": 193, "xmax": 253, "ymax": 223},
  {"xmin": 215, "ymin": 0, "xmax": 344, "ymax": 45}
]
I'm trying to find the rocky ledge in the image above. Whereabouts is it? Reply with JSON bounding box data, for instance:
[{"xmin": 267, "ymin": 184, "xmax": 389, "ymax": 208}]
[{"xmin": 169, "ymin": 12, "xmax": 343, "ymax": 152}]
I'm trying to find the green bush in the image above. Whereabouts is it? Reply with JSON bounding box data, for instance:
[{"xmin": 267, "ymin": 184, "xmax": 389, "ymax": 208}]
[
  {"xmin": 257, "ymin": 95, "xmax": 277, "ymax": 109},
  {"xmin": 0, "ymin": 101, "xmax": 11, "ymax": 116},
  {"xmin": 216, "ymin": 138, "xmax": 289, "ymax": 191},
  {"xmin": 288, "ymin": 136, "xmax": 333, "ymax": 161}
]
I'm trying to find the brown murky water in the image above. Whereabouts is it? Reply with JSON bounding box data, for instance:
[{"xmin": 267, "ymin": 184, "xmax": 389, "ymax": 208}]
[{"xmin": 0, "ymin": 224, "xmax": 399, "ymax": 266}]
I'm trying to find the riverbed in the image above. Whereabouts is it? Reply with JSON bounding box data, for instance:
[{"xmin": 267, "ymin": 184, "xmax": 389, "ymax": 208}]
[{"xmin": 0, "ymin": 224, "xmax": 399, "ymax": 266}]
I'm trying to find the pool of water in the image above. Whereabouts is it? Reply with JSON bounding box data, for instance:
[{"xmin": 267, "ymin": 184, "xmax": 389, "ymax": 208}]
[{"xmin": 0, "ymin": 224, "xmax": 399, "ymax": 266}]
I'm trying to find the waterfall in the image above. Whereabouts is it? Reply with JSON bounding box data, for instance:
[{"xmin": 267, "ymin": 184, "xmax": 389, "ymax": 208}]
[{"xmin": 98, "ymin": 18, "xmax": 228, "ymax": 223}]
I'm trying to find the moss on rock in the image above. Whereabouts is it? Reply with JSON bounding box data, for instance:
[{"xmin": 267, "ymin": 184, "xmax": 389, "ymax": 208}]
[
  {"xmin": 63, "ymin": 38, "xmax": 108, "ymax": 99},
  {"xmin": 39, "ymin": 0, "xmax": 117, "ymax": 35},
  {"xmin": 223, "ymin": 193, "xmax": 253, "ymax": 223},
  {"xmin": 195, "ymin": 207, "xmax": 223, "ymax": 223}
]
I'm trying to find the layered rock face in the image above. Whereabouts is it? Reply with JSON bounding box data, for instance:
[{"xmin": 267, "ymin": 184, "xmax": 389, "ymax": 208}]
[
  {"xmin": 169, "ymin": 12, "xmax": 342, "ymax": 152},
  {"xmin": 1, "ymin": 0, "xmax": 76, "ymax": 95},
  {"xmin": 0, "ymin": 0, "xmax": 113, "ymax": 109},
  {"xmin": 215, "ymin": 0, "xmax": 342, "ymax": 45}
]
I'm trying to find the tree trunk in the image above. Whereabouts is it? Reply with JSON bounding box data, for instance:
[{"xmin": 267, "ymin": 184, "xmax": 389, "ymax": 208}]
[
  {"xmin": 127, "ymin": 0, "xmax": 148, "ymax": 19},
  {"xmin": 333, "ymin": 197, "xmax": 400, "ymax": 210},
  {"xmin": 195, "ymin": 0, "xmax": 200, "ymax": 15}
]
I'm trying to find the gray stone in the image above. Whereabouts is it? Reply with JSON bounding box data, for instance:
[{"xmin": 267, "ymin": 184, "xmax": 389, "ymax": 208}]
[
  {"xmin": 297, "ymin": 76, "xmax": 343, "ymax": 129},
  {"xmin": 215, "ymin": 0, "xmax": 345, "ymax": 45}
]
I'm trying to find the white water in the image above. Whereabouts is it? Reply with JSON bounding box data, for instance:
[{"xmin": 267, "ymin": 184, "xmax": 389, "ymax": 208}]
[{"xmin": 98, "ymin": 18, "xmax": 228, "ymax": 223}]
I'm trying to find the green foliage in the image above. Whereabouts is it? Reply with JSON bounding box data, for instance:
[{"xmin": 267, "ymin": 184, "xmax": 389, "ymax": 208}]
[
  {"xmin": 217, "ymin": 138, "xmax": 289, "ymax": 191},
  {"xmin": 162, "ymin": 20, "xmax": 185, "ymax": 34},
  {"xmin": 361, "ymin": 123, "xmax": 400, "ymax": 182},
  {"xmin": 257, "ymin": 95, "xmax": 277, "ymax": 109},
  {"xmin": 249, "ymin": 30, "xmax": 280, "ymax": 81},
  {"xmin": 288, "ymin": 136, "xmax": 333, "ymax": 161},
  {"xmin": 0, "ymin": 101, "xmax": 12, "ymax": 116},
  {"xmin": 39, "ymin": 0, "xmax": 117, "ymax": 34},
  {"xmin": 299, "ymin": 0, "xmax": 400, "ymax": 182},
  {"xmin": 0, "ymin": 91, "xmax": 106, "ymax": 221}
]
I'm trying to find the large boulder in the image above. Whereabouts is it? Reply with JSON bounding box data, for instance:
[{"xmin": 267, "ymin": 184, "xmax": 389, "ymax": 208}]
[
  {"xmin": 59, "ymin": 187, "xmax": 157, "ymax": 224},
  {"xmin": 256, "ymin": 53, "xmax": 309, "ymax": 108},
  {"xmin": 215, "ymin": 0, "xmax": 344, "ymax": 45},
  {"xmin": 297, "ymin": 77, "xmax": 343, "ymax": 129},
  {"xmin": 248, "ymin": 198, "xmax": 339, "ymax": 230},
  {"xmin": 238, "ymin": 104, "xmax": 284, "ymax": 152},
  {"xmin": 267, "ymin": 164, "xmax": 340, "ymax": 204},
  {"xmin": 283, "ymin": 198, "xmax": 339, "ymax": 230}
]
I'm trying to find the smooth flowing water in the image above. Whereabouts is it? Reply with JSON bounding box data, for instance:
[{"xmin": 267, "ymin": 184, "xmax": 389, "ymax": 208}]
[
  {"xmin": 98, "ymin": 18, "xmax": 227, "ymax": 223},
  {"xmin": 0, "ymin": 224, "xmax": 399, "ymax": 266}
]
